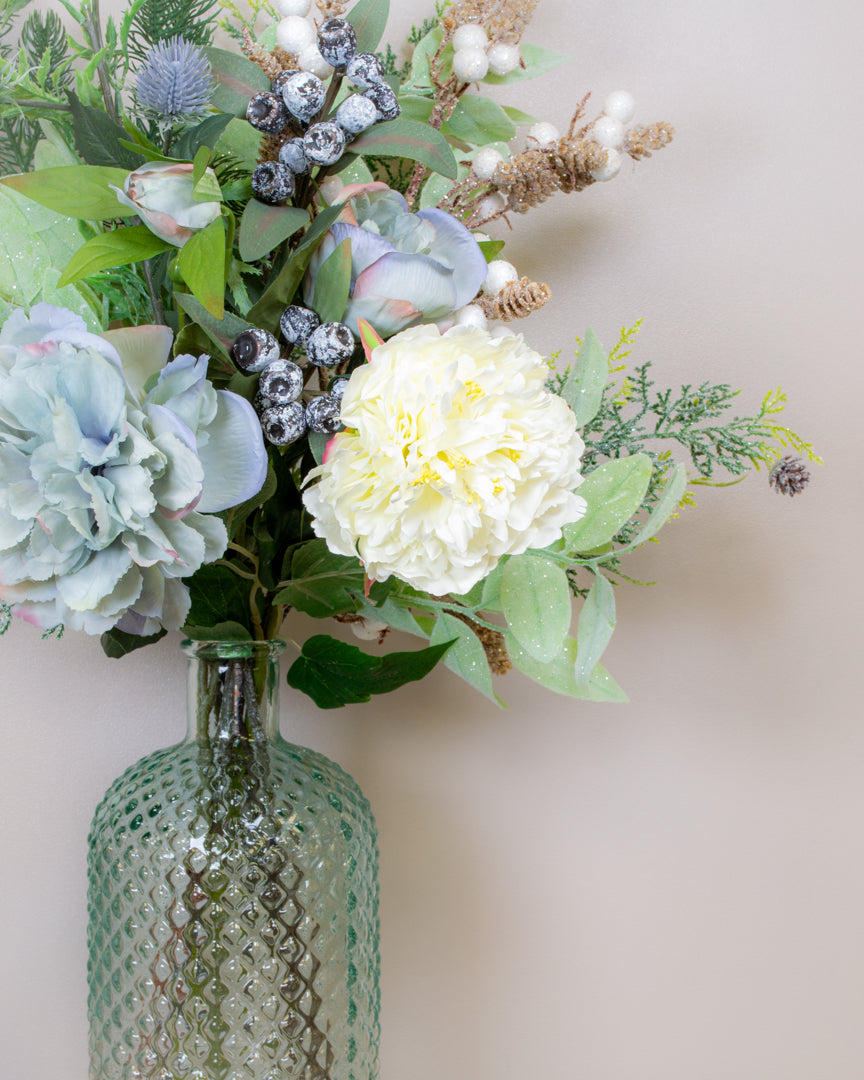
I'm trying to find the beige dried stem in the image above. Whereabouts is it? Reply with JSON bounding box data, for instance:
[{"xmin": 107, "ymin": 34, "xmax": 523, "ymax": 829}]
[{"xmin": 479, "ymin": 277, "xmax": 552, "ymax": 320}]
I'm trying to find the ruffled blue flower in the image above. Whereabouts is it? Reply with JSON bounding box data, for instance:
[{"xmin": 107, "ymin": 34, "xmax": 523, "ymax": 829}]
[
  {"xmin": 0, "ymin": 304, "xmax": 267, "ymax": 635},
  {"xmin": 137, "ymin": 37, "xmax": 213, "ymax": 118}
]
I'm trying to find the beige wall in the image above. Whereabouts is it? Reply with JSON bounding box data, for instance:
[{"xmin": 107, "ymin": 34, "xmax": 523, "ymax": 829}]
[{"xmin": 2, "ymin": 1, "xmax": 862, "ymax": 1077}]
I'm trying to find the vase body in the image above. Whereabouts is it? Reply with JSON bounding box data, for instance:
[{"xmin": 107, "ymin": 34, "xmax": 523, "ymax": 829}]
[{"xmin": 87, "ymin": 641, "xmax": 379, "ymax": 1080}]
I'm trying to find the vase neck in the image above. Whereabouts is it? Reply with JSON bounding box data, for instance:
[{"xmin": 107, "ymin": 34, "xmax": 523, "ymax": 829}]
[{"xmin": 183, "ymin": 641, "xmax": 284, "ymax": 745}]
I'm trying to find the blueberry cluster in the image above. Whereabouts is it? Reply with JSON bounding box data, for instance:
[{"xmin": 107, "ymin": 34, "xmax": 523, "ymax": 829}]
[
  {"xmin": 230, "ymin": 305, "xmax": 355, "ymax": 446},
  {"xmin": 246, "ymin": 19, "xmax": 401, "ymax": 205}
]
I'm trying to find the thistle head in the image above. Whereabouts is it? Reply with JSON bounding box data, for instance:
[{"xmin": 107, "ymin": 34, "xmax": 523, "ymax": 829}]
[{"xmin": 136, "ymin": 36, "xmax": 213, "ymax": 119}]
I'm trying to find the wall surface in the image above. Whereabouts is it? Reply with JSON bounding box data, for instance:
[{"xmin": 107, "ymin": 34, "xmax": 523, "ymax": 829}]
[{"xmin": 2, "ymin": 1, "xmax": 862, "ymax": 1078}]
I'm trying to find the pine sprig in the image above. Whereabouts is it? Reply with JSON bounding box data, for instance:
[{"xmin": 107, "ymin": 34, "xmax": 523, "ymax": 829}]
[{"xmin": 127, "ymin": 0, "xmax": 220, "ymax": 64}]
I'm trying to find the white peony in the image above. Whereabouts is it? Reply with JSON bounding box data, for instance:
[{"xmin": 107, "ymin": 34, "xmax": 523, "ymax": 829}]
[{"xmin": 302, "ymin": 324, "xmax": 587, "ymax": 595}]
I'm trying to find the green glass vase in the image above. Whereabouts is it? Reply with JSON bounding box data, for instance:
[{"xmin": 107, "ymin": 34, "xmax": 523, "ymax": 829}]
[{"xmin": 87, "ymin": 640, "xmax": 380, "ymax": 1080}]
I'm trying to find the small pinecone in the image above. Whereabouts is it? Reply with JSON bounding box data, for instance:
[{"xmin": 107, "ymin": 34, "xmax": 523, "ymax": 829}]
[{"xmin": 769, "ymin": 455, "xmax": 810, "ymax": 497}]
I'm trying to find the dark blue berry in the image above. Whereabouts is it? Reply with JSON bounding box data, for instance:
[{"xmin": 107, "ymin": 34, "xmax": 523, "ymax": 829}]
[
  {"xmin": 258, "ymin": 358, "xmax": 304, "ymax": 406},
  {"xmin": 306, "ymin": 395, "xmax": 342, "ymax": 433},
  {"xmin": 282, "ymin": 71, "xmax": 326, "ymax": 123},
  {"xmin": 303, "ymin": 121, "xmax": 347, "ymax": 166},
  {"xmin": 280, "ymin": 304, "xmax": 320, "ymax": 346},
  {"xmin": 306, "ymin": 322, "xmax": 354, "ymax": 367},
  {"xmin": 261, "ymin": 401, "xmax": 307, "ymax": 445},
  {"xmin": 278, "ymin": 137, "xmax": 311, "ymax": 175},
  {"xmin": 363, "ymin": 82, "xmax": 401, "ymax": 122},
  {"xmin": 246, "ymin": 92, "xmax": 290, "ymax": 134},
  {"xmin": 317, "ymin": 18, "xmax": 357, "ymax": 70},
  {"xmin": 232, "ymin": 328, "xmax": 280, "ymax": 374},
  {"xmin": 346, "ymin": 52, "xmax": 385, "ymax": 88},
  {"xmin": 251, "ymin": 161, "xmax": 295, "ymax": 204}
]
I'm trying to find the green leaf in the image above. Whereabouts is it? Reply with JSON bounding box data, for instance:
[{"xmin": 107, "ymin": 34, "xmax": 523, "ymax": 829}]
[
  {"xmin": 273, "ymin": 539, "xmax": 364, "ymax": 618},
  {"xmin": 174, "ymin": 292, "xmax": 250, "ymax": 366},
  {"xmin": 335, "ymin": 156, "xmax": 374, "ymax": 186},
  {"xmin": 397, "ymin": 95, "xmax": 435, "ymax": 124},
  {"xmin": 349, "ymin": 118, "xmax": 459, "ymax": 180},
  {"xmin": 345, "ymin": 0, "xmax": 390, "ymax": 52},
  {"xmin": 0, "ymin": 166, "xmax": 136, "ymax": 220},
  {"xmin": 501, "ymin": 105, "xmax": 536, "ymax": 125},
  {"xmin": 204, "ymin": 46, "xmax": 270, "ymax": 116},
  {"xmin": 507, "ymin": 634, "xmax": 627, "ymax": 702},
  {"xmin": 500, "ymin": 553, "xmax": 572, "ymax": 662},
  {"xmin": 238, "ymin": 200, "xmax": 309, "ymax": 263},
  {"xmin": 483, "ymin": 43, "xmax": 569, "ymax": 85},
  {"xmin": 311, "ymin": 237, "xmax": 352, "ymax": 323},
  {"xmin": 443, "ymin": 96, "xmax": 516, "ymax": 146},
  {"xmin": 406, "ymin": 27, "xmax": 451, "ymax": 90},
  {"xmin": 173, "ymin": 113, "xmax": 235, "ymax": 161},
  {"xmin": 429, "ymin": 612, "xmax": 499, "ymax": 703},
  {"xmin": 192, "ymin": 145, "xmax": 212, "ymax": 187},
  {"xmin": 57, "ymin": 225, "xmax": 173, "ymax": 286},
  {"xmin": 307, "ymin": 431, "xmax": 330, "ymax": 465},
  {"xmin": 563, "ymin": 454, "xmax": 654, "ymax": 553},
  {"xmin": 246, "ymin": 200, "xmax": 347, "ymax": 332},
  {"xmin": 215, "ymin": 116, "xmax": 262, "ymax": 172},
  {"xmin": 355, "ymin": 595, "xmax": 429, "ymax": 638},
  {"xmin": 185, "ymin": 563, "xmax": 253, "ymax": 632},
  {"xmin": 177, "ymin": 216, "xmax": 227, "ymax": 318},
  {"xmin": 100, "ymin": 627, "xmax": 167, "ymax": 658},
  {"xmin": 287, "ymin": 634, "xmax": 453, "ymax": 708},
  {"xmin": 183, "ymin": 620, "xmax": 253, "ymax": 641},
  {"xmin": 477, "ymin": 239, "xmax": 506, "ymax": 262},
  {"xmin": 67, "ymin": 91, "xmax": 145, "ymax": 170},
  {"xmin": 618, "ymin": 463, "xmax": 687, "ymax": 551},
  {"xmin": 562, "ymin": 327, "xmax": 608, "ymax": 427},
  {"xmin": 573, "ymin": 573, "xmax": 616, "ymax": 687}
]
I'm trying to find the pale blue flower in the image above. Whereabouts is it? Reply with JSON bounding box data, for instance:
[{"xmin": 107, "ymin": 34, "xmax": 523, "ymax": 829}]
[
  {"xmin": 0, "ymin": 305, "xmax": 267, "ymax": 635},
  {"xmin": 304, "ymin": 183, "xmax": 488, "ymax": 338},
  {"xmin": 137, "ymin": 37, "xmax": 213, "ymax": 118}
]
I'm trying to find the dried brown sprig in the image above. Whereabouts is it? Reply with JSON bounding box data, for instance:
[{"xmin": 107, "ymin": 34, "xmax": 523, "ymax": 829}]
[
  {"xmin": 479, "ymin": 277, "xmax": 552, "ymax": 320},
  {"xmin": 316, "ymin": 0, "xmax": 347, "ymax": 19},
  {"xmin": 445, "ymin": 608, "xmax": 513, "ymax": 676},
  {"xmin": 624, "ymin": 122, "xmax": 676, "ymax": 160},
  {"xmin": 444, "ymin": 0, "xmax": 539, "ymax": 44},
  {"xmin": 241, "ymin": 28, "xmax": 296, "ymax": 79}
]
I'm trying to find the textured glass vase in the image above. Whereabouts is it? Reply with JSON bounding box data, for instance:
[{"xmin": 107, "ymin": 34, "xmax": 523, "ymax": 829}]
[{"xmin": 87, "ymin": 640, "xmax": 379, "ymax": 1080}]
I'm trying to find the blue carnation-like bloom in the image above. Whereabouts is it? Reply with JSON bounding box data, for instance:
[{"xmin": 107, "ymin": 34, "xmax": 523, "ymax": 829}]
[
  {"xmin": 0, "ymin": 304, "xmax": 267, "ymax": 636},
  {"xmin": 137, "ymin": 37, "xmax": 213, "ymax": 118}
]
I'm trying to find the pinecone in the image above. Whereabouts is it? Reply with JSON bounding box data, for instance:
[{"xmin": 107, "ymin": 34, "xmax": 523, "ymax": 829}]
[{"xmin": 768, "ymin": 455, "xmax": 811, "ymax": 496}]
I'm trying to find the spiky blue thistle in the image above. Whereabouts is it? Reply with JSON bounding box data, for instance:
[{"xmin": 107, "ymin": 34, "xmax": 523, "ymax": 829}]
[{"xmin": 136, "ymin": 37, "xmax": 213, "ymax": 118}]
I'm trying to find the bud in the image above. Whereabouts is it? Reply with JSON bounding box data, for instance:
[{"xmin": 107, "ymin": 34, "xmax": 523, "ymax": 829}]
[{"xmin": 110, "ymin": 161, "xmax": 221, "ymax": 247}]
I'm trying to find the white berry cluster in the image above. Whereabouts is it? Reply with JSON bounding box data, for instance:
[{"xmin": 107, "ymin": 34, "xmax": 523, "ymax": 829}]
[
  {"xmin": 230, "ymin": 305, "xmax": 355, "ymax": 446},
  {"xmin": 451, "ymin": 23, "xmax": 521, "ymax": 83},
  {"xmin": 586, "ymin": 90, "xmax": 636, "ymax": 182},
  {"xmin": 272, "ymin": 0, "xmax": 332, "ymax": 78}
]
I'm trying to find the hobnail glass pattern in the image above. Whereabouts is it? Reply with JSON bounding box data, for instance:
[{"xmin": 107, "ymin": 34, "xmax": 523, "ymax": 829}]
[{"xmin": 87, "ymin": 642, "xmax": 380, "ymax": 1080}]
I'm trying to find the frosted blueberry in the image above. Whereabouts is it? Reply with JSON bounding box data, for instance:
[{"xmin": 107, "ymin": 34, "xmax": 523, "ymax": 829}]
[
  {"xmin": 280, "ymin": 304, "xmax": 320, "ymax": 345},
  {"xmin": 306, "ymin": 322, "xmax": 354, "ymax": 367},
  {"xmin": 246, "ymin": 91, "xmax": 290, "ymax": 134},
  {"xmin": 303, "ymin": 121, "xmax": 347, "ymax": 166},
  {"xmin": 363, "ymin": 82, "xmax": 401, "ymax": 121},
  {"xmin": 278, "ymin": 137, "xmax": 311, "ymax": 174},
  {"xmin": 345, "ymin": 52, "xmax": 386, "ymax": 88},
  {"xmin": 251, "ymin": 160, "xmax": 296, "ymax": 204},
  {"xmin": 259, "ymin": 358, "xmax": 304, "ymax": 405},
  {"xmin": 335, "ymin": 93, "xmax": 379, "ymax": 135},
  {"xmin": 232, "ymin": 328, "xmax": 280, "ymax": 373},
  {"xmin": 317, "ymin": 18, "xmax": 357, "ymax": 69},
  {"xmin": 271, "ymin": 68, "xmax": 300, "ymax": 96},
  {"xmin": 282, "ymin": 70, "xmax": 326, "ymax": 122},
  {"xmin": 306, "ymin": 395, "xmax": 342, "ymax": 433},
  {"xmin": 328, "ymin": 376, "xmax": 349, "ymax": 402},
  {"xmin": 261, "ymin": 401, "xmax": 307, "ymax": 445}
]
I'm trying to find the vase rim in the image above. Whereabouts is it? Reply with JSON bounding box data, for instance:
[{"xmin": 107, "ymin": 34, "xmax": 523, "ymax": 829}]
[{"xmin": 181, "ymin": 639, "xmax": 286, "ymax": 661}]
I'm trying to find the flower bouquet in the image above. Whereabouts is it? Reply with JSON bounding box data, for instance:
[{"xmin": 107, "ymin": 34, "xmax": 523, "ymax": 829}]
[{"xmin": 0, "ymin": 0, "xmax": 816, "ymax": 705}]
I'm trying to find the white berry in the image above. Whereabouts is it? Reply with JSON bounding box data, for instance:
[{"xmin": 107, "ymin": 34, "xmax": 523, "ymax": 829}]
[
  {"xmin": 452, "ymin": 24, "xmax": 488, "ymax": 51},
  {"xmin": 452, "ymin": 46, "xmax": 489, "ymax": 82},
  {"xmin": 602, "ymin": 90, "xmax": 636, "ymax": 124},
  {"xmin": 482, "ymin": 259, "xmax": 518, "ymax": 296},
  {"xmin": 351, "ymin": 617, "xmax": 388, "ymax": 641},
  {"xmin": 590, "ymin": 147, "xmax": 623, "ymax": 182},
  {"xmin": 486, "ymin": 43, "xmax": 520, "ymax": 76},
  {"xmin": 318, "ymin": 175, "xmax": 346, "ymax": 203},
  {"xmin": 590, "ymin": 115, "xmax": 625, "ymax": 149},
  {"xmin": 472, "ymin": 147, "xmax": 504, "ymax": 181},
  {"xmin": 275, "ymin": 15, "xmax": 317, "ymax": 53},
  {"xmin": 453, "ymin": 305, "xmax": 488, "ymax": 330},
  {"xmin": 274, "ymin": 0, "xmax": 311, "ymax": 14},
  {"xmin": 297, "ymin": 42, "xmax": 333, "ymax": 79},
  {"xmin": 477, "ymin": 192, "xmax": 507, "ymax": 219},
  {"xmin": 527, "ymin": 122, "xmax": 559, "ymax": 148}
]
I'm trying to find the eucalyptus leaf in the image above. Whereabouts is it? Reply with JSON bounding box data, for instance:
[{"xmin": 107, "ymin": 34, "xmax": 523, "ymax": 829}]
[
  {"xmin": 562, "ymin": 327, "xmax": 608, "ymax": 427},
  {"xmin": 238, "ymin": 201, "xmax": 309, "ymax": 263},
  {"xmin": 618, "ymin": 462, "xmax": 688, "ymax": 551},
  {"xmin": 507, "ymin": 635, "xmax": 627, "ymax": 702},
  {"xmin": 204, "ymin": 46, "xmax": 270, "ymax": 116},
  {"xmin": 430, "ymin": 612, "xmax": 499, "ymax": 703},
  {"xmin": 174, "ymin": 292, "xmax": 249, "ymax": 368},
  {"xmin": 483, "ymin": 43, "xmax": 570, "ymax": 85},
  {"xmin": 177, "ymin": 216, "xmax": 226, "ymax": 318},
  {"xmin": 443, "ymin": 96, "xmax": 516, "ymax": 146},
  {"xmin": 57, "ymin": 225, "xmax": 173, "ymax": 287},
  {"xmin": 312, "ymin": 237, "xmax": 352, "ymax": 323},
  {"xmin": 502, "ymin": 105, "xmax": 536, "ymax": 125},
  {"xmin": 355, "ymin": 595, "xmax": 429, "ymax": 639},
  {"xmin": 573, "ymin": 573, "xmax": 616, "ymax": 687},
  {"xmin": 563, "ymin": 454, "xmax": 653, "ymax": 553},
  {"xmin": 500, "ymin": 553, "xmax": 572, "ymax": 662},
  {"xmin": 308, "ymin": 431, "xmax": 330, "ymax": 465},
  {"xmin": 478, "ymin": 239, "xmax": 506, "ymax": 262},
  {"xmin": 0, "ymin": 166, "xmax": 135, "ymax": 220},
  {"xmin": 397, "ymin": 95, "xmax": 435, "ymax": 124},
  {"xmin": 349, "ymin": 118, "xmax": 459, "ymax": 180},
  {"xmin": 345, "ymin": 0, "xmax": 390, "ymax": 52}
]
